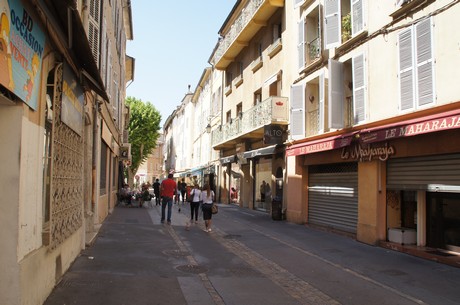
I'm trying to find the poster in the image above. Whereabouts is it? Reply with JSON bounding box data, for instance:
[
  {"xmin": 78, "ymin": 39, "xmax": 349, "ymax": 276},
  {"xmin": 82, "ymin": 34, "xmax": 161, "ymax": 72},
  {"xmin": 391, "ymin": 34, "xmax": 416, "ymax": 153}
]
[{"xmin": 0, "ymin": 0, "xmax": 45, "ymax": 110}]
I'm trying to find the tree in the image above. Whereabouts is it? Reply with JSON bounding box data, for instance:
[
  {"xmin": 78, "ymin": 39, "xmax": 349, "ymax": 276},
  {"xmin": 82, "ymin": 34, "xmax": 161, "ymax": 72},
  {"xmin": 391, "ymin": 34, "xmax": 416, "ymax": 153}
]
[{"xmin": 125, "ymin": 97, "xmax": 161, "ymax": 183}]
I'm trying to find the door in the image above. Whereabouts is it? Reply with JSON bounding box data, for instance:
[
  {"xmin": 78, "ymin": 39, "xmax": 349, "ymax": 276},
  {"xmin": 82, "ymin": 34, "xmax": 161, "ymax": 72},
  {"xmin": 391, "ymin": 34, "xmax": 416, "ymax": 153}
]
[{"xmin": 427, "ymin": 192, "xmax": 460, "ymax": 251}]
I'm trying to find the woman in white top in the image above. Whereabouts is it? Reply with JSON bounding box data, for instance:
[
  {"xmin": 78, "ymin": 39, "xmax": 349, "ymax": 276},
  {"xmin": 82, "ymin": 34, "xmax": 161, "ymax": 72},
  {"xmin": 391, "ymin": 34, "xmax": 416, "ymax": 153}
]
[
  {"xmin": 189, "ymin": 184, "xmax": 202, "ymax": 223},
  {"xmin": 200, "ymin": 184, "xmax": 215, "ymax": 232}
]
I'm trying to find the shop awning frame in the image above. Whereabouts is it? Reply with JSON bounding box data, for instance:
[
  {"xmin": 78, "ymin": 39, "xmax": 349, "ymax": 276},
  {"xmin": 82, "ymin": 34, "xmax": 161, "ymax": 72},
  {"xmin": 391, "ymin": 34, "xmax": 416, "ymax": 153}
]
[
  {"xmin": 243, "ymin": 144, "xmax": 283, "ymax": 159},
  {"xmin": 286, "ymin": 132, "xmax": 356, "ymax": 157}
]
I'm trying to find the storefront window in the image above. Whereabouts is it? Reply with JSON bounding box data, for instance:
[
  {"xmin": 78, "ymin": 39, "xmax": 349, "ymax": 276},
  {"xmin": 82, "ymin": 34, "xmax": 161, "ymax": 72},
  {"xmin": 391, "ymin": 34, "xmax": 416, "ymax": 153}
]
[
  {"xmin": 255, "ymin": 158, "xmax": 272, "ymax": 211},
  {"xmin": 401, "ymin": 191, "xmax": 417, "ymax": 229}
]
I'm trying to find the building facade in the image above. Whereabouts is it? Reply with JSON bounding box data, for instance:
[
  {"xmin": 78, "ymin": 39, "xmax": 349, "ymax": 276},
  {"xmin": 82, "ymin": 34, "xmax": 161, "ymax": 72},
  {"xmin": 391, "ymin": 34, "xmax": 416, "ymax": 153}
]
[
  {"xmin": 0, "ymin": 0, "xmax": 133, "ymax": 304},
  {"xmin": 164, "ymin": 0, "xmax": 460, "ymax": 257}
]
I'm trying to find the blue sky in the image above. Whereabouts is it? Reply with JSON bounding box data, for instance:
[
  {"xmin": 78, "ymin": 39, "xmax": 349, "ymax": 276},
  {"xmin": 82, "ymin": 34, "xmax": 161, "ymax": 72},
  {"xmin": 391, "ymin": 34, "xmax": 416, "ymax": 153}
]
[{"xmin": 126, "ymin": 1, "xmax": 236, "ymax": 126}]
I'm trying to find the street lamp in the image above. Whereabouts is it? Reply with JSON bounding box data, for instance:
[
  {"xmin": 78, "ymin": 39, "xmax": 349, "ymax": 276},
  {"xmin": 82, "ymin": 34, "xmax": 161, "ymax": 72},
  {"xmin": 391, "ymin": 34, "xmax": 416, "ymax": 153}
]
[{"xmin": 206, "ymin": 123, "xmax": 212, "ymax": 133}]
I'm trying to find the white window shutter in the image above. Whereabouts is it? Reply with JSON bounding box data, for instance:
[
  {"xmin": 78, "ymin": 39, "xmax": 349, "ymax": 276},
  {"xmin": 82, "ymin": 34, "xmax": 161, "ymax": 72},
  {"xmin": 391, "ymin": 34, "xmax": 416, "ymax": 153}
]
[
  {"xmin": 415, "ymin": 18, "xmax": 434, "ymax": 107},
  {"xmin": 328, "ymin": 59, "xmax": 344, "ymax": 129},
  {"xmin": 298, "ymin": 20, "xmax": 305, "ymax": 70},
  {"xmin": 101, "ymin": 18, "xmax": 107, "ymax": 86},
  {"xmin": 351, "ymin": 0, "xmax": 364, "ymax": 36},
  {"xmin": 324, "ymin": 0, "xmax": 340, "ymax": 49},
  {"xmin": 294, "ymin": 0, "xmax": 304, "ymax": 8},
  {"xmin": 88, "ymin": 0, "xmax": 101, "ymax": 66},
  {"xmin": 290, "ymin": 84, "xmax": 305, "ymax": 140},
  {"xmin": 353, "ymin": 53, "xmax": 366, "ymax": 124},
  {"xmin": 319, "ymin": 72, "xmax": 325, "ymax": 133},
  {"xmin": 398, "ymin": 28, "xmax": 414, "ymax": 111}
]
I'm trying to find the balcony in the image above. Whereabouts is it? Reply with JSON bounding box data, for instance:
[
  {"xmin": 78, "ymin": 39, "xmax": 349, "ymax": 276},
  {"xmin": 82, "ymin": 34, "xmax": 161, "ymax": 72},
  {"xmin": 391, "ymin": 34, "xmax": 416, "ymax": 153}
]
[
  {"xmin": 211, "ymin": 96, "xmax": 288, "ymax": 149},
  {"xmin": 211, "ymin": 0, "xmax": 285, "ymax": 70}
]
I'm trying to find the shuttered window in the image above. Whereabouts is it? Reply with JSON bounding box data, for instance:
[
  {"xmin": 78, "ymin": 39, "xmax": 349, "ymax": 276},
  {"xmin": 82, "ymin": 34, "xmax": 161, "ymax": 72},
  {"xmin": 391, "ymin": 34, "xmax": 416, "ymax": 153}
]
[
  {"xmin": 328, "ymin": 59, "xmax": 344, "ymax": 129},
  {"xmin": 352, "ymin": 53, "xmax": 366, "ymax": 123},
  {"xmin": 398, "ymin": 18, "xmax": 434, "ymax": 112},
  {"xmin": 290, "ymin": 84, "xmax": 305, "ymax": 140},
  {"xmin": 298, "ymin": 19, "xmax": 306, "ymax": 70},
  {"xmin": 324, "ymin": 0, "xmax": 340, "ymax": 49},
  {"xmin": 88, "ymin": 0, "xmax": 101, "ymax": 66},
  {"xmin": 351, "ymin": 0, "xmax": 364, "ymax": 36},
  {"xmin": 319, "ymin": 72, "xmax": 325, "ymax": 133}
]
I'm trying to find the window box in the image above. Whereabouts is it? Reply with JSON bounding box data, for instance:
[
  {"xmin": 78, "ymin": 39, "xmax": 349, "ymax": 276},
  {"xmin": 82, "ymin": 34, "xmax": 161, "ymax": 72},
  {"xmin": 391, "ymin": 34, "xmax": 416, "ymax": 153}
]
[
  {"xmin": 251, "ymin": 56, "xmax": 263, "ymax": 72},
  {"xmin": 268, "ymin": 38, "xmax": 282, "ymax": 58}
]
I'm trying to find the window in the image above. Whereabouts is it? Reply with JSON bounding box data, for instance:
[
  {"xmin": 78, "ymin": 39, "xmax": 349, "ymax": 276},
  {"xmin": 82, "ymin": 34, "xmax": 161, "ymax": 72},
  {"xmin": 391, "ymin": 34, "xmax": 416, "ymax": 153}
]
[
  {"xmin": 88, "ymin": 0, "xmax": 101, "ymax": 66},
  {"xmin": 398, "ymin": 18, "xmax": 434, "ymax": 112},
  {"xmin": 226, "ymin": 111, "xmax": 232, "ymax": 124},
  {"xmin": 290, "ymin": 84, "xmax": 305, "ymax": 140},
  {"xmin": 298, "ymin": 5, "xmax": 321, "ymax": 70},
  {"xmin": 254, "ymin": 89, "xmax": 262, "ymax": 106},
  {"xmin": 324, "ymin": 0, "xmax": 365, "ymax": 49},
  {"xmin": 328, "ymin": 52, "xmax": 366, "ymax": 129},
  {"xmin": 236, "ymin": 103, "xmax": 243, "ymax": 118},
  {"xmin": 100, "ymin": 142, "xmax": 108, "ymax": 195}
]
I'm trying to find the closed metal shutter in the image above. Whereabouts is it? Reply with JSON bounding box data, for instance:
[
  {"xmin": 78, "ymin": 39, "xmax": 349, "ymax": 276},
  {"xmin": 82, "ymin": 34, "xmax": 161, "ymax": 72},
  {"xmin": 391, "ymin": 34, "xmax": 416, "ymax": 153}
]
[
  {"xmin": 387, "ymin": 154, "xmax": 460, "ymax": 191},
  {"xmin": 308, "ymin": 163, "xmax": 358, "ymax": 233}
]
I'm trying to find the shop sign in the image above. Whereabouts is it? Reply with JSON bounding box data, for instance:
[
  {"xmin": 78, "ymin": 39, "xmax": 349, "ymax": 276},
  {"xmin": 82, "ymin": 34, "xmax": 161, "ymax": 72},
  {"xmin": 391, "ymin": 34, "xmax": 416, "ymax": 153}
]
[
  {"xmin": 61, "ymin": 62, "xmax": 84, "ymax": 136},
  {"xmin": 361, "ymin": 114, "xmax": 460, "ymax": 143},
  {"xmin": 0, "ymin": 0, "xmax": 46, "ymax": 110},
  {"xmin": 341, "ymin": 142, "xmax": 395, "ymax": 162},
  {"xmin": 287, "ymin": 136, "xmax": 352, "ymax": 156},
  {"xmin": 263, "ymin": 125, "xmax": 283, "ymax": 145}
]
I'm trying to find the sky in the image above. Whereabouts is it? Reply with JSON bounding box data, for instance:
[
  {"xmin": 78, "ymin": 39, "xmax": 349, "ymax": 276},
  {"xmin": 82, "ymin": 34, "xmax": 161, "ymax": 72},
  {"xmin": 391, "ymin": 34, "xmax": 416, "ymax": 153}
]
[{"xmin": 126, "ymin": 1, "xmax": 236, "ymax": 127}]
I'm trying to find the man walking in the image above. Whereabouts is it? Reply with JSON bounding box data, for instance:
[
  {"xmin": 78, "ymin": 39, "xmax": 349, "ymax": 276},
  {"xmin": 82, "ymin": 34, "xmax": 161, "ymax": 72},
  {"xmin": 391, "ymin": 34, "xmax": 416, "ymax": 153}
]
[
  {"xmin": 153, "ymin": 178, "xmax": 161, "ymax": 206},
  {"xmin": 160, "ymin": 173, "xmax": 177, "ymax": 224}
]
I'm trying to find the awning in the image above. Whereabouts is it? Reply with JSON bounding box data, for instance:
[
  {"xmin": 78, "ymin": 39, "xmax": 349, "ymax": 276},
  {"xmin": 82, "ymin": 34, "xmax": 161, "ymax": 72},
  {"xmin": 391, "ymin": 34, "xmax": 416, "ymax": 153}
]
[
  {"xmin": 286, "ymin": 133, "xmax": 355, "ymax": 157},
  {"xmin": 243, "ymin": 144, "xmax": 281, "ymax": 159},
  {"xmin": 359, "ymin": 108, "xmax": 460, "ymax": 144},
  {"xmin": 220, "ymin": 155, "xmax": 236, "ymax": 164}
]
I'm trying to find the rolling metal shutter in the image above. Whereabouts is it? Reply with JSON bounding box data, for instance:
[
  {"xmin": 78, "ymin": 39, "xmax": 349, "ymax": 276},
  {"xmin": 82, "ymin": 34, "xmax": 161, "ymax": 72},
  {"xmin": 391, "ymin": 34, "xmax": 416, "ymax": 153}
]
[
  {"xmin": 308, "ymin": 163, "xmax": 358, "ymax": 233},
  {"xmin": 387, "ymin": 154, "xmax": 460, "ymax": 191}
]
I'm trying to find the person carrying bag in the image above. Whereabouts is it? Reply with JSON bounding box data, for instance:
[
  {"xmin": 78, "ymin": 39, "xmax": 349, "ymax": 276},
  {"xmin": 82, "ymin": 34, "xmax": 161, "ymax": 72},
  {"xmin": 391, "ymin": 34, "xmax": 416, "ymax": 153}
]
[{"xmin": 200, "ymin": 184, "xmax": 215, "ymax": 232}]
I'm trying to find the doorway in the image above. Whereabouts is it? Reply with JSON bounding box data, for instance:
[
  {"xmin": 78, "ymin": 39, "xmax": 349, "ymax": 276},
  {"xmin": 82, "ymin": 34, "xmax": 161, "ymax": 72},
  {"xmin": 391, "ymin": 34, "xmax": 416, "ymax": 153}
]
[{"xmin": 427, "ymin": 192, "xmax": 460, "ymax": 252}]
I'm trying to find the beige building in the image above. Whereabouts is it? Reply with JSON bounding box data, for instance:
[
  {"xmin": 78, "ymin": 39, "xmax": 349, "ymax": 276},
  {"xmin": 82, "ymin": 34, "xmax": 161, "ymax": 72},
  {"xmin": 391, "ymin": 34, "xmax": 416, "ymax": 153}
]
[
  {"xmin": 137, "ymin": 132, "xmax": 165, "ymax": 184},
  {"xmin": 204, "ymin": 0, "xmax": 460, "ymax": 255},
  {"xmin": 284, "ymin": 0, "xmax": 460, "ymax": 253},
  {"xmin": 0, "ymin": 0, "xmax": 133, "ymax": 304}
]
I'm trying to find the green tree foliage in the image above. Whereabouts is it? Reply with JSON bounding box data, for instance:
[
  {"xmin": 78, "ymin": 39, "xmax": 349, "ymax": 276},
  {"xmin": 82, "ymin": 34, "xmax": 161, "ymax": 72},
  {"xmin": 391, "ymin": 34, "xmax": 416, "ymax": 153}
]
[{"xmin": 125, "ymin": 97, "xmax": 161, "ymax": 175}]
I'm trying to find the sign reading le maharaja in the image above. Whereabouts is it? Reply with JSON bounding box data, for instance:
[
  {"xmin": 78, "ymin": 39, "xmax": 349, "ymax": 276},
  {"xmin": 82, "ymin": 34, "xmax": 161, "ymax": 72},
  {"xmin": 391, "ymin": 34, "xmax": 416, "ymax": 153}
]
[{"xmin": 341, "ymin": 142, "xmax": 395, "ymax": 162}]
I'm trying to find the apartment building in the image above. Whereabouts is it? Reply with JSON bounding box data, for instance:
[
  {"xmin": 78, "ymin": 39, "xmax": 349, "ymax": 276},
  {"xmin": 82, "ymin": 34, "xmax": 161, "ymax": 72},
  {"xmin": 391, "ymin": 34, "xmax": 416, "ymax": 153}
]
[
  {"xmin": 209, "ymin": 0, "xmax": 289, "ymax": 208},
  {"xmin": 0, "ymin": 0, "xmax": 133, "ymax": 304},
  {"xmin": 285, "ymin": 0, "xmax": 460, "ymax": 251}
]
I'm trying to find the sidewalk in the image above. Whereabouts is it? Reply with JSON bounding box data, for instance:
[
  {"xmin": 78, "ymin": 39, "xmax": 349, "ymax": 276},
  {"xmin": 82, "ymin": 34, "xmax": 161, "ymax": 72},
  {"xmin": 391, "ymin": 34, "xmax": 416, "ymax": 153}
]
[{"xmin": 45, "ymin": 203, "xmax": 195, "ymax": 305}]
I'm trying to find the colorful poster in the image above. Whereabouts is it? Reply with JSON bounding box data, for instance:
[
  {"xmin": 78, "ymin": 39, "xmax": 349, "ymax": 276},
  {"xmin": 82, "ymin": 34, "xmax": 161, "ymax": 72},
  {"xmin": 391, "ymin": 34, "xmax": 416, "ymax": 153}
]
[
  {"xmin": 0, "ymin": 0, "xmax": 45, "ymax": 110},
  {"xmin": 62, "ymin": 62, "xmax": 84, "ymax": 136}
]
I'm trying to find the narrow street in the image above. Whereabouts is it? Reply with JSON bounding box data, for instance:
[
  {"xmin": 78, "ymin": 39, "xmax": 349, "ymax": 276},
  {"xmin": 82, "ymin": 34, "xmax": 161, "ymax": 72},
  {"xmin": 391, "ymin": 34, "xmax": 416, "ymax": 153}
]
[{"xmin": 45, "ymin": 202, "xmax": 460, "ymax": 305}]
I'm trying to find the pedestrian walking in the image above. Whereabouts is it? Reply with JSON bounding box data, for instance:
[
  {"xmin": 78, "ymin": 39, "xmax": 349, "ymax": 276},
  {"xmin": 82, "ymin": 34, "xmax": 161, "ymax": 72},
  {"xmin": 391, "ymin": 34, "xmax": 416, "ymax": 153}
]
[
  {"xmin": 160, "ymin": 173, "xmax": 177, "ymax": 224},
  {"xmin": 189, "ymin": 184, "xmax": 202, "ymax": 224},
  {"xmin": 201, "ymin": 184, "xmax": 215, "ymax": 232},
  {"xmin": 153, "ymin": 178, "xmax": 161, "ymax": 206}
]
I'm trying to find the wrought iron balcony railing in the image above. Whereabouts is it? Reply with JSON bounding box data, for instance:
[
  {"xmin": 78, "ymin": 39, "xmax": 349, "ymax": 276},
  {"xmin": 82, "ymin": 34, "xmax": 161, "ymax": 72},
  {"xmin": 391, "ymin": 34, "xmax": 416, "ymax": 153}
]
[{"xmin": 211, "ymin": 96, "xmax": 288, "ymax": 147}]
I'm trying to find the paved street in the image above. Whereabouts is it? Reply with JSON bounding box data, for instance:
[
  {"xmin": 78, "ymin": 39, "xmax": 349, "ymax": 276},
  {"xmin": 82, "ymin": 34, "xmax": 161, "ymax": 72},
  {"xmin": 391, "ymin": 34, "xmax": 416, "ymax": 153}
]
[{"xmin": 44, "ymin": 202, "xmax": 460, "ymax": 305}]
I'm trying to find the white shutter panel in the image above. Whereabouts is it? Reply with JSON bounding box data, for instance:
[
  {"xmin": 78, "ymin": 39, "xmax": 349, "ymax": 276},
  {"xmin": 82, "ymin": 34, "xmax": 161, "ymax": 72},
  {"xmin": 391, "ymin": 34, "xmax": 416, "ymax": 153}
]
[
  {"xmin": 353, "ymin": 53, "xmax": 365, "ymax": 124},
  {"xmin": 351, "ymin": 0, "xmax": 364, "ymax": 36},
  {"xmin": 319, "ymin": 72, "xmax": 325, "ymax": 133},
  {"xmin": 290, "ymin": 84, "xmax": 305, "ymax": 140},
  {"xmin": 398, "ymin": 28, "xmax": 414, "ymax": 111},
  {"xmin": 107, "ymin": 40, "xmax": 112, "ymax": 99},
  {"xmin": 328, "ymin": 59, "xmax": 344, "ymax": 129},
  {"xmin": 101, "ymin": 18, "xmax": 107, "ymax": 86},
  {"xmin": 415, "ymin": 18, "xmax": 434, "ymax": 107},
  {"xmin": 298, "ymin": 19, "xmax": 305, "ymax": 70},
  {"xmin": 88, "ymin": 0, "xmax": 101, "ymax": 66},
  {"xmin": 324, "ymin": 0, "xmax": 341, "ymax": 49},
  {"xmin": 294, "ymin": 0, "xmax": 304, "ymax": 8}
]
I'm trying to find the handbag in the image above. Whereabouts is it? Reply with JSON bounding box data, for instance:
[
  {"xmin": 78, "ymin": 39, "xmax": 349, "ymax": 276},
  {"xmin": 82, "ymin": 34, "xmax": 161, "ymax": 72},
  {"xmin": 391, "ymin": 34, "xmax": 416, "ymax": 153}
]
[
  {"xmin": 211, "ymin": 204, "xmax": 218, "ymax": 214},
  {"xmin": 187, "ymin": 190, "xmax": 194, "ymax": 203}
]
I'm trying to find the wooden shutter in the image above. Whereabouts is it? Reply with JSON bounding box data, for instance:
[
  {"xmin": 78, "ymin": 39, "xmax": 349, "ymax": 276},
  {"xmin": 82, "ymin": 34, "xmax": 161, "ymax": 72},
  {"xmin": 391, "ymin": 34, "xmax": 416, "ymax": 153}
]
[
  {"xmin": 398, "ymin": 27, "xmax": 414, "ymax": 111},
  {"xmin": 352, "ymin": 53, "xmax": 365, "ymax": 123},
  {"xmin": 328, "ymin": 59, "xmax": 344, "ymax": 129},
  {"xmin": 88, "ymin": 0, "xmax": 101, "ymax": 67},
  {"xmin": 319, "ymin": 72, "xmax": 325, "ymax": 133},
  {"xmin": 290, "ymin": 84, "xmax": 305, "ymax": 140},
  {"xmin": 415, "ymin": 18, "xmax": 434, "ymax": 107},
  {"xmin": 101, "ymin": 18, "xmax": 107, "ymax": 86},
  {"xmin": 324, "ymin": 0, "xmax": 340, "ymax": 49},
  {"xmin": 298, "ymin": 19, "xmax": 306, "ymax": 70},
  {"xmin": 351, "ymin": 0, "xmax": 364, "ymax": 36}
]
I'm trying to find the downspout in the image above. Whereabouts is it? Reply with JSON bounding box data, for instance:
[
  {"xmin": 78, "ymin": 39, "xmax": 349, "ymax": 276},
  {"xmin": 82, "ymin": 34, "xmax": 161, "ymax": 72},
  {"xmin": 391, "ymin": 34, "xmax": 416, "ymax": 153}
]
[{"xmin": 92, "ymin": 95, "xmax": 100, "ymax": 214}]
